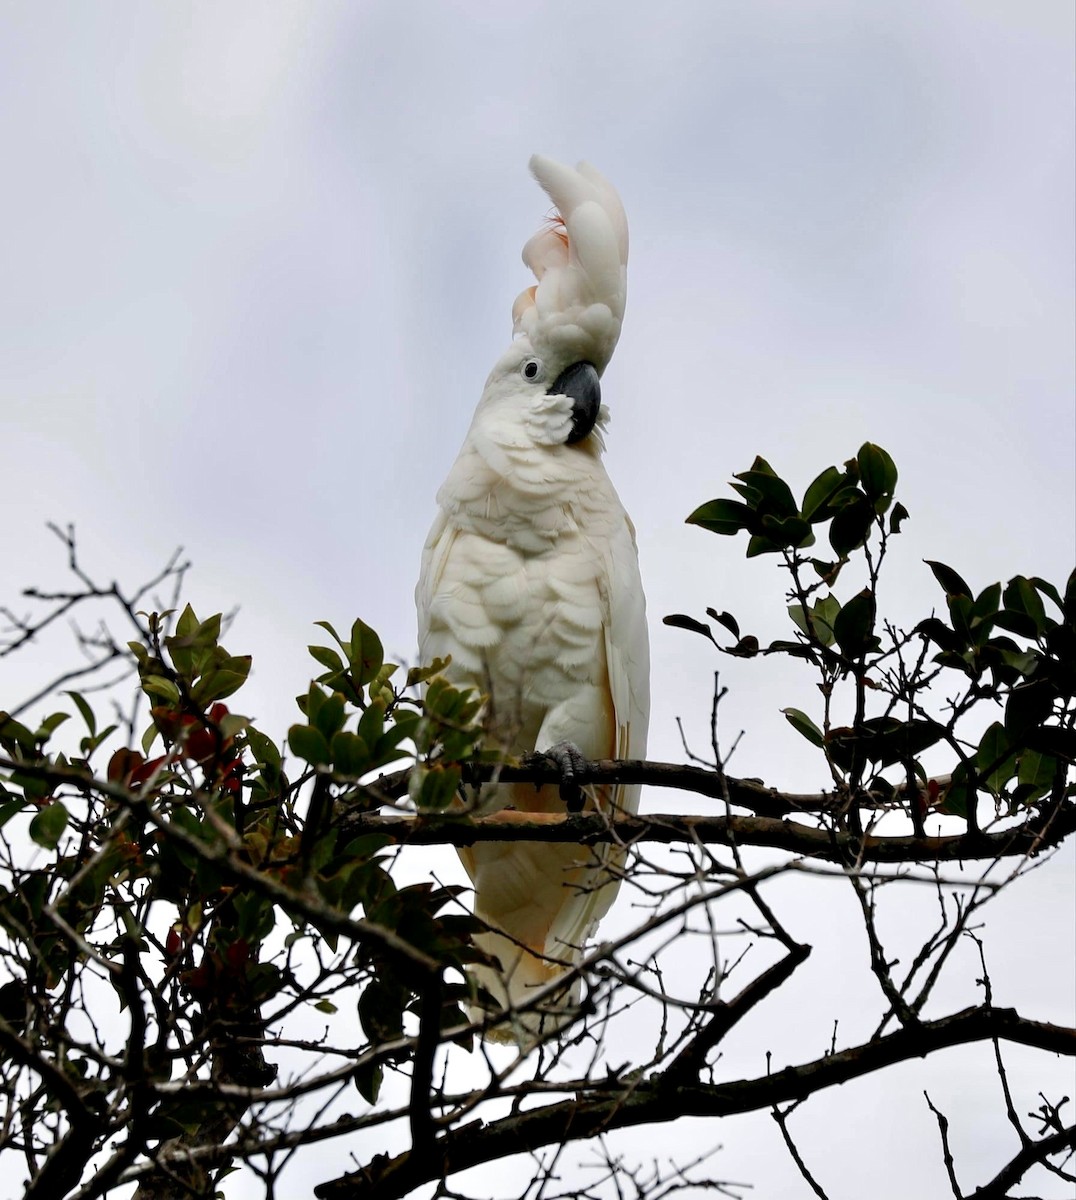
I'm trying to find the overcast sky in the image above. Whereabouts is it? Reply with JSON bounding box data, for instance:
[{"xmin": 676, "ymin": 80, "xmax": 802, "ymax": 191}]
[{"xmin": 2, "ymin": 3, "xmax": 1073, "ymax": 1198}]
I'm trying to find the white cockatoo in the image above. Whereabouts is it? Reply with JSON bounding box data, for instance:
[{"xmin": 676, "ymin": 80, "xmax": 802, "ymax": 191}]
[{"xmin": 416, "ymin": 155, "xmax": 649, "ymax": 1043}]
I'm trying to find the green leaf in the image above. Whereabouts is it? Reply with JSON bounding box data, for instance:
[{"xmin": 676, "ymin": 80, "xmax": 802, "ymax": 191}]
[
  {"xmin": 938, "ymin": 763, "xmax": 974, "ymax": 819},
  {"xmin": 801, "ymin": 465, "xmax": 846, "ymax": 523},
  {"xmin": 1029, "ymin": 576, "xmax": 1063, "ymax": 613},
  {"xmin": 411, "ymin": 764, "xmax": 461, "ymax": 811},
  {"xmin": 1005, "ymin": 679, "xmax": 1057, "ymax": 737},
  {"xmin": 35, "ymin": 712, "xmax": 70, "ymax": 741},
  {"xmin": 349, "ymin": 619, "xmax": 385, "ymax": 686},
  {"xmin": 788, "ymin": 596, "xmax": 838, "ymax": 647},
  {"xmin": 782, "ymin": 708, "xmax": 824, "ymax": 748},
  {"xmin": 833, "ymin": 590, "xmax": 878, "ymax": 659},
  {"xmin": 856, "ymin": 443, "xmax": 897, "ymax": 508},
  {"xmin": 29, "ymin": 802, "xmax": 69, "ymax": 850},
  {"xmin": 1015, "ymin": 748, "xmax": 1058, "ymax": 805},
  {"xmin": 706, "ymin": 608, "xmax": 740, "ymax": 639},
  {"xmin": 142, "ymin": 675, "xmax": 181, "ymax": 706},
  {"xmin": 685, "ymin": 498, "xmax": 754, "ymax": 536},
  {"xmin": 829, "ymin": 496, "xmax": 874, "ymax": 557},
  {"xmin": 315, "ymin": 998, "xmax": 338, "ymax": 1014},
  {"xmin": 1002, "ymin": 576, "xmax": 1048, "ymax": 638},
  {"xmin": 1063, "ymin": 567, "xmax": 1076, "ymax": 622},
  {"xmin": 0, "ymin": 800, "xmax": 27, "ymax": 829},
  {"xmin": 925, "ymin": 560, "xmax": 972, "ymax": 600},
  {"xmin": 405, "ymin": 656, "xmax": 451, "ymax": 688},
  {"xmin": 288, "ymin": 725, "xmax": 331, "ymax": 767},
  {"xmin": 191, "ymin": 656, "xmax": 252, "ymax": 705},
  {"xmin": 733, "ymin": 465, "xmax": 798, "ymax": 518},
  {"xmin": 331, "ymin": 731, "xmax": 371, "ymax": 777},
  {"xmin": 354, "ymin": 1061, "xmax": 383, "ymax": 1104},
  {"xmin": 759, "ymin": 513, "xmax": 814, "ymax": 549},
  {"xmin": 1022, "ymin": 725, "xmax": 1076, "ymax": 763},
  {"xmin": 745, "ymin": 533, "xmax": 784, "ymax": 558},
  {"xmin": 313, "ymin": 692, "xmax": 347, "ymax": 740},
  {"xmin": 916, "ymin": 616, "xmax": 966, "ymax": 655},
  {"xmin": 175, "ymin": 604, "xmax": 200, "ymax": 639},
  {"xmin": 309, "ymin": 644, "xmax": 345, "ymax": 673},
  {"xmin": 976, "ymin": 722, "xmax": 1017, "ymax": 793},
  {"xmin": 888, "ymin": 502, "xmax": 910, "ymax": 533},
  {"xmin": 810, "ymin": 559, "xmax": 844, "ymax": 587},
  {"xmin": 971, "ymin": 582, "xmax": 1001, "ymax": 624},
  {"xmin": 663, "ymin": 614, "xmax": 718, "ymax": 643},
  {"xmin": 0, "ymin": 714, "xmax": 39, "ymax": 754},
  {"xmin": 65, "ymin": 691, "xmax": 97, "ymax": 737}
]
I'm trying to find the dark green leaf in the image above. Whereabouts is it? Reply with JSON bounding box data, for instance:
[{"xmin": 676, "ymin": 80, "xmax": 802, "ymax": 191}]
[
  {"xmin": 746, "ymin": 533, "xmax": 784, "ymax": 558},
  {"xmin": 801, "ymin": 466, "xmax": 845, "ymax": 522},
  {"xmin": 1005, "ymin": 679, "xmax": 1057, "ymax": 738},
  {"xmin": 29, "ymin": 802, "xmax": 68, "ymax": 850},
  {"xmin": 706, "ymin": 609, "xmax": 740, "ymax": 640},
  {"xmin": 0, "ymin": 714, "xmax": 40, "ymax": 754},
  {"xmin": 35, "ymin": 712, "xmax": 70, "ymax": 741},
  {"xmin": 829, "ymin": 496, "xmax": 874, "ymax": 557},
  {"xmin": 663, "ymin": 615, "xmax": 718, "ymax": 643},
  {"xmin": 1030, "ymin": 576, "xmax": 1063, "ymax": 613},
  {"xmin": 1015, "ymin": 748, "xmax": 1058, "ymax": 805},
  {"xmin": 888, "ymin": 502, "xmax": 910, "ymax": 533},
  {"xmin": 734, "ymin": 467, "xmax": 798, "ymax": 518},
  {"xmin": 65, "ymin": 691, "xmax": 97, "ymax": 737},
  {"xmin": 916, "ymin": 617, "xmax": 966, "ymax": 655},
  {"xmin": 971, "ymin": 582, "xmax": 1001, "ymax": 625},
  {"xmin": 686, "ymin": 498, "xmax": 754, "ymax": 536},
  {"xmin": 288, "ymin": 725, "xmax": 331, "ymax": 767},
  {"xmin": 976, "ymin": 722, "xmax": 1017, "ymax": 792},
  {"xmin": 833, "ymin": 590, "xmax": 877, "ymax": 659},
  {"xmin": 1063, "ymin": 568, "xmax": 1076, "ymax": 622},
  {"xmin": 413, "ymin": 764, "xmax": 461, "ymax": 811},
  {"xmin": 354, "ymin": 1062, "xmax": 383, "ymax": 1104},
  {"xmin": 0, "ymin": 800, "xmax": 27, "ymax": 829},
  {"xmin": 1022, "ymin": 725, "xmax": 1076, "ymax": 763},
  {"xmin": 331, "ymin": 731, "xmax": 371, "ymax": 777},
  {"xmin": 925, "ymin": 560, "xmax": 972, "ymax": 600},
  {"xmin": 856, "ymin": 443, "xmax": 897, "ymax": 507},
  {"xmin": 810, "ymin": 559, "xmax": 844, "ymax": 586},
  {"xmin": 938, "ymin": 764, "xmax": 974, "ymax": 819},
  {"xmin": 313, "ymin": 692, "xmax": 347, "ymax": 740},
  {"xmin": 1002, "ymin": 576, "xmax": 1048, "ymax": 637},
  {"xmin": 760, "ymin": 514, "xmax": 814, "ymax": 549}
]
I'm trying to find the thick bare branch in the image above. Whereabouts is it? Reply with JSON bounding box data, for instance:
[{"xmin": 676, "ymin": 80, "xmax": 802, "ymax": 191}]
[
  {"xmin": 339, "ymin": 803, "xmax": 1076, "ymax": 865},
  {"xmin": 313, "ymin": 1007, "xmax": 1076, "ymax": 1200}
]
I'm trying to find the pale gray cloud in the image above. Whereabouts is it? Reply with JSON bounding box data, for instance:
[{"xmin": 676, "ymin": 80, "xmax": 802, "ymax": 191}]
[{"xmin": 1, "ymin": 3, "xmax": 1072, "ymax": 1196}]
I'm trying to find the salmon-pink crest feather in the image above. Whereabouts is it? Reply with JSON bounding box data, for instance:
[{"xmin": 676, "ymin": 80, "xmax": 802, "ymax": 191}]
[{"xmin": 511, "ymin": 156, "xmax": 629, "ymax": 377}]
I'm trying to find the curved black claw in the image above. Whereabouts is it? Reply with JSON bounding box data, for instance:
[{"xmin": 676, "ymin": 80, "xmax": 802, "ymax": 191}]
[{"xmin": 538, "ymin": 740, "xmax": 589, "ymax": 813}]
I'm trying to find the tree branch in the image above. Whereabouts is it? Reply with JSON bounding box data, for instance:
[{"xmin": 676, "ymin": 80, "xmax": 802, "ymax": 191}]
[
  {"xmin": 314, "ymin": 1006, "xmax": 1076, "ymax": 1200},
  {"xmin": 339, "ymin": 804, "xmax": 1076, "ymax": 865}
]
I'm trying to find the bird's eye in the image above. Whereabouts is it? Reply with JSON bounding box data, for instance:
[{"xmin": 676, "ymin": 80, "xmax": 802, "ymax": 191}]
[{"xmin": 521, "ymin": 358, "xmax": 542, "ymax": 382}]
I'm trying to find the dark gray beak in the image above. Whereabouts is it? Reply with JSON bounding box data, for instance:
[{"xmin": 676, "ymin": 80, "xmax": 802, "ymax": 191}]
[{"xmin": 549, "ymin": 361, "xmax": 601, "ymax": 444}]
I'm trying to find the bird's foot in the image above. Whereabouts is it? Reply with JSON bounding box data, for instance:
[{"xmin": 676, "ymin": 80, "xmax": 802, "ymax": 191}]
[{"xmin": 526, "ymin": 741, "xmax": 589, "ymax": 813}]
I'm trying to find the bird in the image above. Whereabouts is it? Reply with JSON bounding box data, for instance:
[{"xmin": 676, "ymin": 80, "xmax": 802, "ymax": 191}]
[{"xmin": 416, "ymin": 155, "xmax": 649, "ymax": 1044}]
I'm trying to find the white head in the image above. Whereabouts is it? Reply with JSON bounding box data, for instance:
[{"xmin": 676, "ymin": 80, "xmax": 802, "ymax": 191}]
[{"xmin": 478, "ymin": 156, "xmax": 629, "ymax": 450}]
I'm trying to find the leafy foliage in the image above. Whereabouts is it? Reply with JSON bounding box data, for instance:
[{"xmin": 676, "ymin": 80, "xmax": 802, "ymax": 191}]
[
  {"xmin": 0, "ymin": 448, "xmax": 1072, "ymax": 1199},
  {"xmin": 669, "ymin": 442, "xmax": 1074, "ymax": 828}
]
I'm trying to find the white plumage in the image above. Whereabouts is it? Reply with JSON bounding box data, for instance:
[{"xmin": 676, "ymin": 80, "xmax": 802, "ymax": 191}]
[{"xmin": 416, "ymin": 156, "xmax": 649, "ymax": 1043}]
